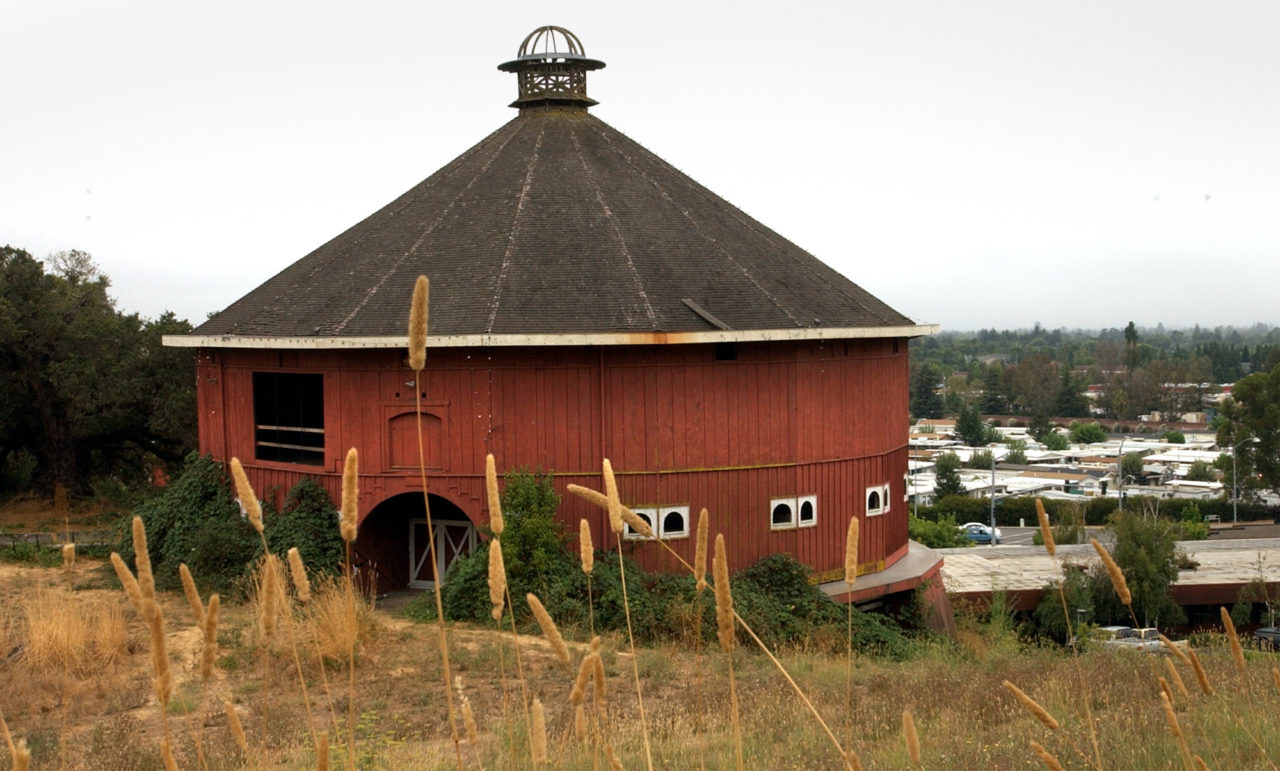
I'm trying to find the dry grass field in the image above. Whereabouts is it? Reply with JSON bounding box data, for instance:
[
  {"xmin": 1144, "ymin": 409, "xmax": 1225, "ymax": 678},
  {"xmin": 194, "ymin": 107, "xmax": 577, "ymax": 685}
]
[{"xmin": 3, "ymin": 551, "xmax": 1280, "ymax": 770}]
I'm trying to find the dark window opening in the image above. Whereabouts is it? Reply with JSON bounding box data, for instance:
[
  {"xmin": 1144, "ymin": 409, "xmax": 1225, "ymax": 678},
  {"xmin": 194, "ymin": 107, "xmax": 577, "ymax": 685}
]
[
  {"xmin": 867, "ymin": 490, "xmax": 881, "ymax": 511},
  {"xmin": 715, "ymin": 342, "xmax": 737, "ymax": 361},
  {"xmin": 799, "ymin": 500, "xmax": 815, "ymax": 522},
  {"xmin": 253, "ymin": 372, "xmax": 324, "ymax": 466},
  {"xmin": 663, "ymin": 510, "xmax": 686, "ymax": 536},
  {"xmin": 772, "ymin": 502, "xmax": 793, "ymax": 525}
]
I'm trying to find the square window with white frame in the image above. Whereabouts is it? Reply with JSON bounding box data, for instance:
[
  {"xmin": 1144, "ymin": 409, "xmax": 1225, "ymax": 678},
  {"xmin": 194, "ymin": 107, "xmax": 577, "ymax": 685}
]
[
  {"xmin": 770, "ymin": 496, "xmax": 797, "ymax": 530},
  {"xmin": 865, "ymin": 485, "xmax": 886, "ymax": 516},
  {"xmin": 797, "ymin": 494, "xmax": 817, "ymax": 527},
  {"xmin": 624, "ymin": 507, "xmax": 657, "ymax": 540},
  {"xmin": 658, "ymin": 505, "xmax": 690, "ymax": 539}
]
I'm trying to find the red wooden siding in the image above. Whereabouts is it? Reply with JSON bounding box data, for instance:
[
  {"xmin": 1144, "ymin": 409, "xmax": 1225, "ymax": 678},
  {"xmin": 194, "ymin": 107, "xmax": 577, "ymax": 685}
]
[{"xmin": 196, "ymin": 338, "xmax": 910, "ymax": 581}]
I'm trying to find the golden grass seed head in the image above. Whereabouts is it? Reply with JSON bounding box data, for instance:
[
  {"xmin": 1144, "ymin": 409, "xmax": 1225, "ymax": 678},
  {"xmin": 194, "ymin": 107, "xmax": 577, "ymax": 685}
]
[
  {"xmin": 488, "ymin": 539, "xmax": 507, "ymax": 622},
  {"xmin": 226, "ymin": 702, "xmax": 249, "ymax": 754},
  {"xmin": 571, "ymin": 653, "xmax": 594, "ymax": 705},
  {"xmin": 13, "ymin": 739, "xmax": 30, "ymax": 771},
  {"xmin": 461, "ymin": 693, "xmax": 479, "ymax": 745},
  {"xmin": 620, "ymin": 506, "xmax": 653, "ymax": 538},
  {"xmin": 259, "ymin": 556, "xmax": 279, "ymax": 639},
  {"xmin": 579, "ymin": 518, "xmax": 593, "ymax": 574},
  {"xmin": 201, "ymin": 594, "xmax": 220, "ymax": 682},
  {"xmin": 1035, "ymin": 499, "xmax": 1056, "ymax": 557},
  {"xmin": 1193, "ymin": 756, "xmax": 1210, "ymax": 771},
  {"xmin": 61, "ymin": 542, "xmax": 75, "ymax": 570},
  {"xmin": 317, "ymin": 731, "xmax": 330, "ymax": 771},
  {"xmin": 527, "ymin": 592, "xmax": 570, "ymax": 665},
  {"xmin": 1160, "ymin": 691, "xmax": 1183, "ymax": 739},
  {"xmin": 1090, "ymin": 537, "xmax": 1131, "ymax": 606},
  {"xmin": 592, "ymin": 653, "xmax": 606, "ymax": 704},
  {"xmin": 1188, "ymin": 648, "xmax": 1214, "ymax": 695},
  {"xmin": 575, "ymin": 703, "xmax": 587, "ymax": 741},
  {"xmin": 287, "ymin": 547, "xmax": 311, "ymax": 603},
  {"xmin": 713, "ymin": 533, "xmax": 735, "ymax": 653},
  {"xmin": 605, "ymin": 743, "xmax": 624, "ymax": 771},
  {"xmin": 902, "ymin": 709, "xmax": 920, "ymax": 764},
  {"xmin": 1159, "ymin": 676, "xmax": 1174, "ymax": 706},
  {"xmin": 1029, "ymin": 740, "xmax": 1065, "ymax": 771},
  {"xmin": 1272, "ymin": 667, "xmax": 1280, "ymax": 696},
  {"xmin": 1001, "ymin": 680, "xmax": 1059, "ymax": 731},
  {"xmin": 844, "ymin": 516, "xmax": 860, "ymax": 587},
  {"xmin": 484, "ymin": 453, "xmax": 504, "ymax": 536},
  {"xmin": 1165, "ymin": 655, "xmax": 1190, "ymax": 701},
  {"xmin": 229, "ymin": 458, "xmax": 264, "ymax": 534},
  {"xmin": 148, "ymin": 606, "xmax": 171, "ymax": 706},
  {"xmin": 531, "ymin": 697, "xmax": 548, "ymax": 765},
  {"xmin": 602, "ymin": 459, "xmax": 624, "ymax": 534},
  {"xmin": 131, "ymin": 516, "xmax": 156, "ymax": 601},
  {"xmin": 340, "ymin": 448, "xmax": 359, "ymax": 543},
  {"xmin": 408, "ymin": 274, "xmax": 429, "ymax": 371},
  {"xmin": 694, "ymin": 508, "xmax": 709, "ymax": 592},
  {"xmin": 179, "ymin": 563, "xmax": 207, "ymax": 629},
  {"xmin": 109, "ymin": 552, "xmax": 145, "ymax": 614},
  {"xmin": 1220, "ymin": 606, "xmax": 1246, "ymax": 674}
]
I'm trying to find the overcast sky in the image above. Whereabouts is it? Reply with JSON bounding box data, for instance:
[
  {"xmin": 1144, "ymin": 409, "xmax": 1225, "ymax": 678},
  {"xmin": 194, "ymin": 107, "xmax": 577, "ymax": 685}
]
[{"xmin": 4, "ymin": 1, "xmax": 1278, "ymax": 332}]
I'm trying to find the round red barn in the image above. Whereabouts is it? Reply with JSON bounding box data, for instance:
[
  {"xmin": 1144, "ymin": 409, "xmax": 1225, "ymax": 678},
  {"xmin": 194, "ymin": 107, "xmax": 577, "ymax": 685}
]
[{"xmin": 166, "ymin": 27, "xmax": 941, "ymax": 603}]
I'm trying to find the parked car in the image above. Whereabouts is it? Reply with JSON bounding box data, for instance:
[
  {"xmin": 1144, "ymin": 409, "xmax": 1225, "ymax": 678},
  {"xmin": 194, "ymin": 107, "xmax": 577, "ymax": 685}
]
[
  {"xmin": 958, "ymin": 522, "xmax": 1002, "ymax": 545},
  {"xmin": 1255, "ymin": 627, "xmax": 1280, "ymax": 650},
  {"xmin": 1097, "ymin": 626, "xmax": 1179, "ymax": 653}
]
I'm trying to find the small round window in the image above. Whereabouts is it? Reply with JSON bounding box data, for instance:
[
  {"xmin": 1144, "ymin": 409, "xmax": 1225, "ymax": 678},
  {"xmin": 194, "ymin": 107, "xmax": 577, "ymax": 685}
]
[
  {"xmin": 867, "ymin": 490, "xmax": 881, "ymax": 511},
  {"xmin": 663, "ymin": 510, "xmax": 686, "ymax": 536},
  {"xmin": 799, "ymin": 500, "xmax": 815, "ymax": 522},
  {"xmin": 772, "ymin": 502, "xmax": 793, "ymax": 525}
]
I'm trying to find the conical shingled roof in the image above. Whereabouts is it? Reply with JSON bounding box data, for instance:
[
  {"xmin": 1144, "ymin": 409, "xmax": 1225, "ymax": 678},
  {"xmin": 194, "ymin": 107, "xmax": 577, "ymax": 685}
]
[{"xmin": 188, "ymin": 31, "xmax": 923, "ymax": 345}]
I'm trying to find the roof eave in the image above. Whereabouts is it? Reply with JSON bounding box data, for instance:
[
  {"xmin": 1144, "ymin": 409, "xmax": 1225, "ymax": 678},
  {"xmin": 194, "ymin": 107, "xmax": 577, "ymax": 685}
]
[{"xmin": 164, "ymin": 324, "xmax": 940, "ymax": 350}]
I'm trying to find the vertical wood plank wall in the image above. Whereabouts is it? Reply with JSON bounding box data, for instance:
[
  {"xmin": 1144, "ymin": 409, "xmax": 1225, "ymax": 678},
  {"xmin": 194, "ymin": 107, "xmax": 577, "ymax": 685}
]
[{"xmin": 195, "ymin": 338, "xmax": 910, "ymax": 579}]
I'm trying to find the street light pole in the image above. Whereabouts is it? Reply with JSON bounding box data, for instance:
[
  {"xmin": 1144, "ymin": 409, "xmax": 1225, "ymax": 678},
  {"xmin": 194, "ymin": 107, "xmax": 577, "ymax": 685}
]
[
  {"xmin": 990, "ymin": 450, "xmax": 997, "ymax": 547},
  {"xmin": 1116, "ymin": 437, "xmax": 1127, "ymax": 511}
]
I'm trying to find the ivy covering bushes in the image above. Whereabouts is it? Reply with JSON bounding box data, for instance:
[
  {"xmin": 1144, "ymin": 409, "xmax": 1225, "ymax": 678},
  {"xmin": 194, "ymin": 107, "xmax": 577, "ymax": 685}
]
[
  {"xmin": 115, "ymin": 453, "xmax": 344, "ymax": 596},
  {"xmin": 438, "ymin": 470, "xmax": 917, "ymax": 657}
]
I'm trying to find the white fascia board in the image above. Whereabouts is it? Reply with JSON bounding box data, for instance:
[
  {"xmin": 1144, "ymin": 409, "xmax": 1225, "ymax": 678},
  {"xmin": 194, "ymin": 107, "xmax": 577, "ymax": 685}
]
[{"xmin": 163, "ymin": 324, "xmax": 941, "ymax": 349}]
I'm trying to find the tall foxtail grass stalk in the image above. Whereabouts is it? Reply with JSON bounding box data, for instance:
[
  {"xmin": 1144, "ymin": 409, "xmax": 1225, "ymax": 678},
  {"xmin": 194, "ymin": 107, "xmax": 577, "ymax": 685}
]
[
  {"xmin": 1091, "ymin": 537, "xmax": 1136, "ymax": 624},
  {"xmin": 601, "ymin": 458, "xmax": 654, "ymax": 771},
  {"xmin": 485, "ymin": 452, "xmax": 504, "ymax": 536},
  {"xmin": 844, "ymin": 516, "xmax": 859, "ymax": 743},
  {"xmin": 902, "ymin": 709, "xmax": 920, "ymax": 765},
  {"xmin": 340, "ymin": 447, "xmax": 360, "ymax": 771},
  {"xmin": 580, "ymin": 518, "xmax": 596, "ymax": 636},
  {"xmin": 713, "ymin": 534, "xmax": 744, "ymax": 771},
  {"xmin": 571, "ymin": 480, "xmax": 854, "ymax": 769},
  {"xmin": 1161, "ymin": 692, "xmax": 1195, "ymax": 771},
  {"xmin": 1221, "ymin": 606, "xmax": 1247, "ymax": 675},
  {"xmin": 409, "ymin": 275, "xmax": 464, "ymax": 770}
]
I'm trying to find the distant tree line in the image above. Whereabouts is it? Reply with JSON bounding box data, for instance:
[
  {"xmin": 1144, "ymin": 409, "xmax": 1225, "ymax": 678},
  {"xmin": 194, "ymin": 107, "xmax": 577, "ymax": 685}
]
[
  {"xmin": 0, "ymin": 246, "xmax": 197, "ymax": 499},
  {"xmin": 909, "ymin": 321, "xmax": 1280, "ymax": 423}
]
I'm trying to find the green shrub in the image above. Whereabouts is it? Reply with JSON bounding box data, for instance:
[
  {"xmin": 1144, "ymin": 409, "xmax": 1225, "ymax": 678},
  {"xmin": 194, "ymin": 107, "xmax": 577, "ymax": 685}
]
[
  {"xmin": 908, "ymin": 514, "xmax": 969, "ymax": 548},
  {"xmin": 0, "ymin": 542, "xmax": 61, "ymax": 567},
  {"xmin": 117, "ymin": 453, "xmax": 346, "ymax": 597},
  {"xmin": 267, "ymin": 477, "xmax": 344, "ymax": 576}
]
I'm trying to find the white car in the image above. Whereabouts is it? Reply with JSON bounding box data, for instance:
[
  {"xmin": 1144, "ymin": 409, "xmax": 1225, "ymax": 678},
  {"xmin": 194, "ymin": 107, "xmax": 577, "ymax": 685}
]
[{"xmin": 958, "ymin": 522, "xmax": 1002, "ymax": 544}]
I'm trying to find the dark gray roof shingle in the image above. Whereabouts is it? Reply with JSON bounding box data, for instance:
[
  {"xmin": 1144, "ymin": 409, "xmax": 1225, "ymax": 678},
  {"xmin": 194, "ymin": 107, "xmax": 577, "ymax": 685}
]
[{"xmin": 194, "ymin": 108, "xmax": 914, "ymax": 339}]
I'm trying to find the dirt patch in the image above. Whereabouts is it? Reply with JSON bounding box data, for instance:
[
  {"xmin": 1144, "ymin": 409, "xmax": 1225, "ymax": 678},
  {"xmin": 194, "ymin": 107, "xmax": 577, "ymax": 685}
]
[{"xmin": 0, "ymin": 495, "xmax": 124, "ymax": 534}]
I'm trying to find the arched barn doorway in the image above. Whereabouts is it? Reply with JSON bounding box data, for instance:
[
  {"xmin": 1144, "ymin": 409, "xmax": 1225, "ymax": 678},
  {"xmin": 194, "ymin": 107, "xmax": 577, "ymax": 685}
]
[{"xmin": 356, "ymin": 493, "xmax": 477, "ymax": 591}]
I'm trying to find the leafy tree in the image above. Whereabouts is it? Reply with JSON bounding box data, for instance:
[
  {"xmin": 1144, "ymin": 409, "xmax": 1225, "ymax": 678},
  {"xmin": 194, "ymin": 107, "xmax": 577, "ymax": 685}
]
[
  {"xmin": 1185, "ymin": 460, "xmax": 1216, "ymax": 483},
  {"xmin": 1052, "ymin": 369, "xmax": 1089, "ymax": 418},
  {"xmin": 1216, "ymin": 362, "xmax": 1280, "ymax": 500},
  {"xmin": 1028, "ymin": 413, "xmax": 1053, "ymax": 441},
  {"xmin": 933, "ymin": 452, "xmax": 965, "ymax": 498},
  {"xmin": 908, "ymin": 514, "xmax": 969, "ymax": 548},
  {"xmin": 1121, "ymin": 452, "xmax": 1145, "ymax": 480},
  {"xmin": 1162, "ymin": 430, "xmax": 1185, "ymax": 444},
  {"xmin": 955, "ymin": 406, "xmax": 988, "ymax": 447},
  {"xmin": 1068, "ymin": 421, "xmax": 1108, "ymax": 444},
  {"xmin": 968, "ymin": 449, "xmax": 994, "ymax": 470},
  {"xmin": 1041, "ymin": 431, "xmax": 1070, "ymax": 451},
  {"xmin": 1004, "ymin": 438, "xmax": 1028, "ymax": 465},
  {"xmin": 1107, "ymin": 510, "xmax": 1185, "ymax": 628},
  {"xmin": 910, "ymin": 362, "xmax": 944, "ymax": 419},
  {"xmin": 0, "ymin": 247, "xmax": 196, "ymax": 496}
]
